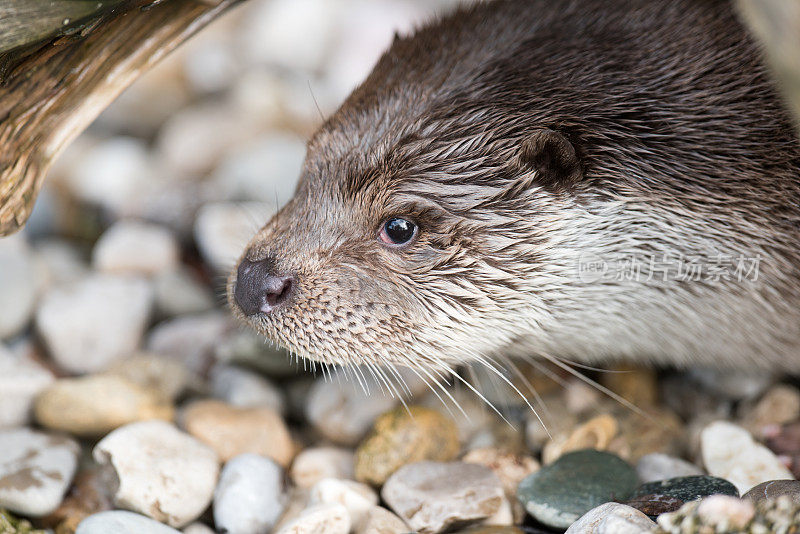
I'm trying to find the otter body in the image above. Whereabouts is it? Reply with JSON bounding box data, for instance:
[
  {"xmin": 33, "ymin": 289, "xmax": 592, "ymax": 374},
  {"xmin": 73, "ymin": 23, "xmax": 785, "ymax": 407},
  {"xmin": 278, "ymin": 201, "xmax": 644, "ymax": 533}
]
[{"xmin": 230, "ymin": 0, "xmax": 800, "ymax": 374}]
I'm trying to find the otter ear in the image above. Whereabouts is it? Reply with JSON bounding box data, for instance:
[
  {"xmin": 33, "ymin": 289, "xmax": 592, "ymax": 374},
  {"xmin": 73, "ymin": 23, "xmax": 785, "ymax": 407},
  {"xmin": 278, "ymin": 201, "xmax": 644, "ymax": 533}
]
[{"xmin": 517, "ymin": 128, "xmax": 582, "ymax": 192}]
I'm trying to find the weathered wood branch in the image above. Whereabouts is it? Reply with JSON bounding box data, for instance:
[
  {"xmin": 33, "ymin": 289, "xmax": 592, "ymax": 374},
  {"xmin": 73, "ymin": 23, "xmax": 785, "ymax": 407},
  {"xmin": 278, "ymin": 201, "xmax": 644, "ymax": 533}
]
[{"xmin": 0, "ymin": 0, "xmax": 243, "ymax": 236}]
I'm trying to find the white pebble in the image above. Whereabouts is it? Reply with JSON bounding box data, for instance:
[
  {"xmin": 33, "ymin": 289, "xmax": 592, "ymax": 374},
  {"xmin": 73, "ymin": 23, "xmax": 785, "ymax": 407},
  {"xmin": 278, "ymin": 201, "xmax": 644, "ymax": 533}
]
[
  {"xmin": 565, "ymin": 502, "xmax": 657, "ymax": 533},
  {"xmin": 309, "ymin": 478, "xmax": 377, "ymax": 527},
  {"xmin": 146, "ymin": 312, "xmax": 231, "ymax": 376},
  {"xmin": 701, "ymin": 420, "xmax": 794, "ymax": 493},
  {"xmin": 0, "ymin": 236, "xmax": 40, "ymax": 339},
  {"xmin": 290, "ymin": 447, "xmax": 355, "ymax": 489},
  {"xmin": 355, "ymin": 506, "xmax": 408, "ymax": 534},
  {"xmin": 182, "ymin": 523, "xmax": 215, "ymax": 534},
  {"xmin": 94, "ymin": 420, "xmax": 220, "ymax": 528},
  {"xmin": 214, "ymin": 454, "xmax": 285, "ymax": 534},
  {"xmin": 0, "ymin": 428, "xmax": 79, "ymax": 516},
  {"xmin": 193, "ymin": 201, "xmax": 273, "ymax": 272},
  {"xmin": 210, "ymin": 364, "xmax": 285, "ymax": 413},
  {"xmin": 154, "ymin": 268, "xmax": 215, "ymax": 318},
  {"xmin": 274, "ymin": 503, "xmax": 350, "ymax": 534},
  {"xmin": 93, "ymin": 220, "xmax": 179, "ymax": 276},
  {"xmin": 36, "ymin": 274, "xmax": 152, "ymax": 373},
  {"xmin": 77, "ymin": 511, "xmax": 182, "ymax": 534},
  {"xmin": 0, "ymin": 344, "xmax": 54, "ymax": 427},
  {"xmin": 636, "ymin": 453, "xmax": 704, "ymax": 483}
]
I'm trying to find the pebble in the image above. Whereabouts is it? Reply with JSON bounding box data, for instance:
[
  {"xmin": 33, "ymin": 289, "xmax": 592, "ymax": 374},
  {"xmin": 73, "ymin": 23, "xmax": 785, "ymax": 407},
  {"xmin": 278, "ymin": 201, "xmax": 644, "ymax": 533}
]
[
  {"xmin": 182, "ymin": 523, "xmax": 216, "ymax": 534},
  {"xmin": 146, "ymin": 312, "xmax": 231, "ymax": 376},
  {"xmin": 209, "ymin": 364, "xmax": 285, "ymax": 413},
  {"xmin": 740, "ymin": 384, "xmax": 800, "ymax": 439},
  {"xmin": 0, "ymin": 237, "xmax": 40, "ymax": 339},
  {"xmin": 608, "ymin": 407, "xmax": 686, "ymax": 463},
  {"xmin": 564, "ymin": 502, "xmax": 657, "ymax": 533},
  {"xmin": 598, "ymin": 365, "xmax": 660, "ymax": 407},
  {"xmin": 657, "ymin": 495, "xmax": 755, "ymax": 533},
  {"xmin": 93, "ymin": 420, "xmax": 219, "ymax": 527},
  {"xmin": 635, "ymin": 453, "xmax": 704, "ymax": 483},
  {"xmin": 0, "ymin": 428, "xmax": 79, "ymax": 517},
  {"xmin": 36, "ymin": 274, "xmax": 152, "ymax": 374},
  {"xmin": 742, "ymin": 479, "xmax": 800, "ymax": 505},
  {"xmin": 213, "ymin": 454, "xmax": 284, "ymax": 534},
  {"xmin": 381, "ymin": 461, "xmax": 504, "ymax": 534},
  {"xmin": 34, "ymin": 374, "xmax": 173, "ymax": 437},
  {"xmin": 309, "ymin": 478, "xmax": 378, "ymax": 527},
  {"xmin": 274, "ymin": 503, "xmax": 350, "ymax": 534},
  {"xmin": 634, "ymin": 475, "xmax": 739, "ymax": 502},
  {"xmin": 701, "ymin": 420, "xmax": 794, "ymax": 494},
  {"xmin": 92, "ymin": 221, "xmax": 179, "ymax": 276},
  {"xmin": 104, "ymin": 353, "xmax": 190, "ymax": 403},
  {"xmin": 33, "ymin": 238, "xmax": 89, "ymax": 286},
  {"xmin": 76, "ymin": 511, "xmax": 182, "ymax": 534},
  {"xmin": 181, "ymin": 399, "xmax": 294, "ymax": 465},
  {"xmin": 517, "ymin": 449, "xmax": 638, "ymax": 529},
  {"xmin": 305, "ymin": 372, "xmax": 398, "ymax": 446},
  {"xmin": 688, "ymin": 368, "xmax": 775, "ymax": 401},
  {"xmin": 461, "ymin": 448, "xmax": 540, "ymax": 496},
  {"xmin": 153, "ymin": 268, "xmax": 215, "ymax": 318},
  {"xmin": 193, "ymin": 201, "xmax": 273, "ymax": 272},
  {"xmin": 0, "ymin": 345, "xmax": 54, "ymax": 427},
  {"xmin": 290, "ymin": 447, "xmax": 355, "ymax": 489},
  {"xmin": 542, "ymin": 414, "xmax": 618, "ymax": 464},
  {"xmin": 624, "ymin": 494, "xmax": 685, "ymax": 518},
  {"xmin": 354, "ymin": 406, "xmax": 459, "ymax": 486},
  {"xmin": 355, "ymin": 506, "xmax": 408, "ymax": 534}
]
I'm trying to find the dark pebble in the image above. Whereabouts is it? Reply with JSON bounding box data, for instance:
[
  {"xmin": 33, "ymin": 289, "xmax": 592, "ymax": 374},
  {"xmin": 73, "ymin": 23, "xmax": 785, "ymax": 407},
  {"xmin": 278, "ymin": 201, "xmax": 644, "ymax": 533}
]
[
  {"xmin": 624, "ymin": 493, "xmax": 684, "ymax": 518},
  {"xmin": 633, "ymin": 475, "xmax": 739, "ymax": 502}
]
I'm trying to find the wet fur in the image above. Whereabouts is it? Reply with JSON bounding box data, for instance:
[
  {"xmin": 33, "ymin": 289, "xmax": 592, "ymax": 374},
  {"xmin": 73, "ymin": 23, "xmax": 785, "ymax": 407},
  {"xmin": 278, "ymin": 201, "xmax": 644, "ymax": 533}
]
[{"xmin": 229, "ymin": 0, "xmax": 800, "ymax": 376}]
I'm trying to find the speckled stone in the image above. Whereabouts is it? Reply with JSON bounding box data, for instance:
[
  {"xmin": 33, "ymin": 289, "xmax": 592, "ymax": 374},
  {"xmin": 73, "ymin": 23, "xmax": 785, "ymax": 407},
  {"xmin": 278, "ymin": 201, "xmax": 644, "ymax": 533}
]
[
  {"xmin": 517, "ymin": 449, "xmax": 638, "ymax": 529},
  {"xmin": 634, "ymin": 475, "xmax": 739, "ymax": 502},
  {"xmin": 382, "ymin": 461, "xmax": 504, "ymax": 534},
  {"xmin": 656, "ymin": 495, "xmax": 756, "ymax": 533},
  {"xmin": 624, "ymin": 494, "xmax": 685, "ymax": 518},
  {"xmin": 355, "ymin": 406, "xmax": 459, "ymax": 486},
  {"xmin": 743, "ymin": 479, "xmax": 800, "ymax": 505}
]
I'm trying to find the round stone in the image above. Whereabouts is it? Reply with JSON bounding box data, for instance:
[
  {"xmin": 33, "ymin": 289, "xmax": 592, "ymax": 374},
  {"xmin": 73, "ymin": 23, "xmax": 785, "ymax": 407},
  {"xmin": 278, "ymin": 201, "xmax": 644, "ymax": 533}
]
[
  {"xmin": 273, "ymin": 503, "xmax": 350, "ymax": 534},
  {"xmin": 0, "ymin": 237, "xmax": 40, "ymax": 339},
  {"xmin": 92, "ymin": 220, "xmax": 179, "ymax": 276},
  {"xmin": 382, "ymin": 461, "xmax": 504, "ymax": 534},
  {"xmin": 564, "ymin": 502, "xmax": 657, "ymax": 533},
  {"xmin": 76, "ymin": 511, "xmax": 181, "ymax": 534},
  {"xmin": 34, "ymin": 374, "xmax": 173, "ymax": 437},
  {"xmin": 0, "ymin": 428, "xmax": 79, "ymax": 517},
  {"xmin": 309, "ymin": 478, "xmax": 378, "ymax": 527},
  {"xmin": 355, "ymin": 506, "xmax": 408, "ymax": 534},
  {"xmin": 743, "ymin": 479, "xmax": 800, "ymax": 505},
  {"xmin": 0, "ymin": 345, "xmax": 54, "ymax": 427},
  {"xmin": 634, "ymin": 475, "xmax": 739, "ymax": 502},
  {"xmin": 181, "ymin": 399, "xmax": 294, "ymax": 466},
  {"xmin": 517, "ymin": 449, "xmax": 638, "ymax": 529},
  {"xmin": 354, "ymin": 406, "xmax": 460, "ymax": 486},
  {"xmin": 213, "ymin": 454, "xmax": 284, "ymax": 534},
  {"xmin": 93, "ymin": 420, "xmax": 219, "ymax": 528},
  {"xmin": 290, "ymin": 446, "xmax": 355, "ymax": 489},
  {"xmin": 635, "ymin": 453, "xmax": 703, "ymax": 484}
]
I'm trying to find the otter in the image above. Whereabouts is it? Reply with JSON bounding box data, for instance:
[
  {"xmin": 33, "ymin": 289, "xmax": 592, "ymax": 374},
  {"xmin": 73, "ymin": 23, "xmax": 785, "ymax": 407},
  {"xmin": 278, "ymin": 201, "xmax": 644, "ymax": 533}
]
[{"xmin": 228, "ymin": 0, "xmax": 800, "ymax": 382}]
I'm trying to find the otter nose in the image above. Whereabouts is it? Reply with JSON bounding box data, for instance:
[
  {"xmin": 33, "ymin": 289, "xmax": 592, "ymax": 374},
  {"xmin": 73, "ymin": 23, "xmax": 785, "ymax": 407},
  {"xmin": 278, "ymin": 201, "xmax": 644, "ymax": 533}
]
[{"xmin": 234, "ymin": 257, "xmax": 294, "ymax": 316}]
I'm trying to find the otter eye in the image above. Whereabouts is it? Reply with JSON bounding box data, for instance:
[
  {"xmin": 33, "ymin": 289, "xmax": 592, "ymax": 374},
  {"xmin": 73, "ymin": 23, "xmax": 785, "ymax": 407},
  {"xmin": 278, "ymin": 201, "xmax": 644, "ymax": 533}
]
[{"xmin": 379, "ymin": 217, "xmax": 417, "ymax": 246}]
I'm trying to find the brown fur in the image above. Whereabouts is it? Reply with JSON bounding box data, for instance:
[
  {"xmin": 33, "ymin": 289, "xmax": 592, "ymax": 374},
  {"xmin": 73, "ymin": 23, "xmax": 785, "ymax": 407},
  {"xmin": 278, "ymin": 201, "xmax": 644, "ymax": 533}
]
[{"xmin": 229, "ymin": 0, "xmax": 800, "ymax": 378}]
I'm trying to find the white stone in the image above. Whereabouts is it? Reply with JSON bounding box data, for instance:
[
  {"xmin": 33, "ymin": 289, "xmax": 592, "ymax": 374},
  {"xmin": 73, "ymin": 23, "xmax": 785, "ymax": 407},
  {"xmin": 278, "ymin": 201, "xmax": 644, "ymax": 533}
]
[
  {"xmin": 290, "ymin": 447, "xmax": 355, "ymax": 489},
  {"xmin": 689, "ymin": 368, "xmax": 775, "ymax": 401},
  {"xmin": 0, "ymin": 236, "xmax": 40, "ymax": 339},
  {"xmin": 355, "ymin": 506, "xmax": 408, "ymax": 534},
  {"xmin": 635, "ymin": 453, "xmax": 704, "ymax": 483},
  {"xmin": 93, "ymin": 220, "xmax": 179, "ymax": 276},
  {"xmin": 36, "ymin": 274, "xmax": 153, "ymax": 373},
  {"xmin": 64, "ymin": 137, "xmax": 156, "ymax": 214},
  {"xmin": 210, "ymin": 133, "xmax": 305, "ymax": 207},
  {"xmin": 210, "ymin": 364, "xmax": 285, "ymax": 414},
  {"xmin": 565, "ymin": 503, "xmax": 657, "ymax": 534},
  {"xmin": 33, "ymin": 239, "xmax": 89, "ymax": 286},
  {"xmin": 193, "ymin": 201, "xmax": 274, "ymax": 272},
  {"xmin": 146, "ymin": 312, "xmax": 231, "ymax": 375},
  {"xmin": 0, "ymin": 344, "xmax": 54, "ymax": 427},
  {"xmin": 93, "ymin": 420, "xmax": 220, "ymax": 528},
  {"xmin": 274, "ymin": 503, "xmax": 350, "ymax": 534},
  {"xmin": 381, "ymin": 462, "xmax": 504, "ymax": 534},
  {"xmin": 239, "ymin": 0, "xmax": 338, "ymax": 72},
  {"xmin": 306, "ymin": 371, "xmax": 397, "ymax": 446},
  {"xmin": 182, "ymin": 523, "xmax": 215, "ymax": 534},
  {"xmin": 701, "ymin": 420, "xmax": 794, "ymax": 494},
  {"xmin": 213, "ymin": 453, "xmax": 285, "ymax": 534},
  {"xmin": 183, "ymin": 37, "xmax": 240, "ymax": 95},
  {"xmin": 104, "ymin": 353, "xmax": 190, "ymax": 403},
  {"xmin": 77, "ymin": 511, "xmax": 182, "ymax": 534},
  {"xmin": 309, "ymin": 478, "xmax": 377, "ymax": 527},
  {"xmin": 0, "ymin": 428, "xmax": 79, "ymax": 516},
  {"xmin": 154, "ymin": 268, "xmax": 215, "ymax": 318}
]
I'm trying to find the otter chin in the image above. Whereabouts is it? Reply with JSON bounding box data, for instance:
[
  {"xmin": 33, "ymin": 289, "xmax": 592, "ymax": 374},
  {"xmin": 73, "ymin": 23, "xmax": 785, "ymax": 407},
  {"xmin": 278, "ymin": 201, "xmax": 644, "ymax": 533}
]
[{"xmin": 228, "ymin": 0, "xmax": 800, "ymax": 375}]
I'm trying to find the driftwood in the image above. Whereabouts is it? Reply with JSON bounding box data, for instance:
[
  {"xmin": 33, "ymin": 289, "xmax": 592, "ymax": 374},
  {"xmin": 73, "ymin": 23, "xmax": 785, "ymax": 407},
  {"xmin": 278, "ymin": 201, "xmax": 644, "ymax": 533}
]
[
  {"xmin": 737, "ymin": 0, "xmax": 800, "ymax": 129},
  {"xmin": 0, "ymin": 0, "xmax": 243, "ymax": 236}
]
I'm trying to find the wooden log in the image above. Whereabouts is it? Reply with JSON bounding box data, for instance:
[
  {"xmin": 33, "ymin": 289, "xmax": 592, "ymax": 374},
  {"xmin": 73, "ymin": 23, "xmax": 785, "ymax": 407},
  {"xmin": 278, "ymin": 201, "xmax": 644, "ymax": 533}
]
[
  {"xmin": 0, "ymin": 0, "xmax": 244, "ymax": 236},
  {"xmin": 737, "ymin": 0, "xmax": 800, "ymax": 127}
]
